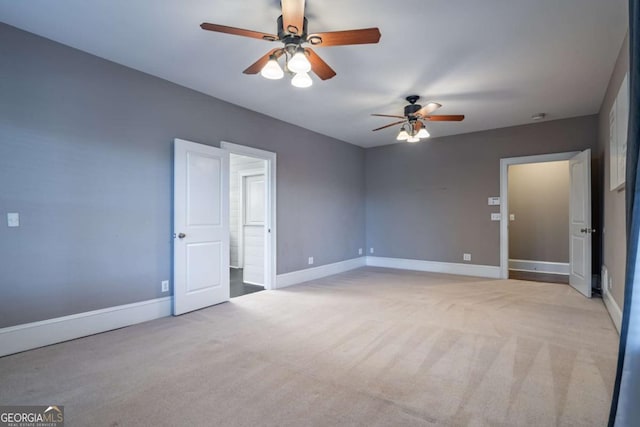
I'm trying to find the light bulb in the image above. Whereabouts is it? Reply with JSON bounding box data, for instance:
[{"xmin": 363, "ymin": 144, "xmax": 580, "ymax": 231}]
[
  {"xmin": 287, "ymin": 48, "xmax": 311, "ymax": 73},
  {"xmin": 396, "ymin": 130, "xmax": 410, "ymax": 141},
  {"xmin": 416, "ymin": 127, "xmax": 430, "ymax": 139},
  {"xmin": 291, "ymin": 72, "xmax": 313, "ymax": 88},
  {"xmin": 407, "ymin": 135, "xmax": 420, "ymax": 143},
  {"xmin": 260, "ymin": 56, "xmax": 284, "ymax": 80}
]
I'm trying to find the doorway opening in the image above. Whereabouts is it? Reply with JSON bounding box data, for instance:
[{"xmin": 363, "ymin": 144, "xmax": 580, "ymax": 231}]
[
  {"xmin": 222, "ymin": 142, "xmax": 277, "ymax": 297},
  {"xmin": 507, "ymin": 160, "xmax": 570, "ymax": 284},
  {"xmin": 500, "ymin": 150, "xmax": 593, "ymax": 297}
]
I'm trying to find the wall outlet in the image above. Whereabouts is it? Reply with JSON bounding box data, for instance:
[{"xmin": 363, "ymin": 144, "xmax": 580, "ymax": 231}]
[
  {"xmin": 509, "ymin": 214, "xmax": 515, "ymax": 221},
  {"xmin": 308, "ymin": 256, "xmax": 314, "ymax": 265},
  {"xmin": 358, "ymin": 248, "xmax": 363, "ymax": 255},
  {"xmin": 370, "ymin": 247, "xmax": 374, "ymax": 254},
  {"xmin": 463, "ymin": 253, "xmax": 471, "ymax": 262},
  {"xmin": 490, "ymin": 213, "xmax": 501, "ymax": 221},
  {"xmin": 161, "ymin": 280, "xmax": 169, "ymax": 292},
  {"xmin": 7, "ymin": 212, "xmax": 19, "ymax": 227}
]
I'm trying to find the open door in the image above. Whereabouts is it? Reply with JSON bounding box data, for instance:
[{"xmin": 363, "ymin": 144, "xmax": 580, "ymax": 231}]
[
  {"xmin": 173, "ymin": 138, "xmax": 230, "ymax": 315},
  {"xmin": 569, "ymin": 149, "xmax": 592, "ymax": 297}
]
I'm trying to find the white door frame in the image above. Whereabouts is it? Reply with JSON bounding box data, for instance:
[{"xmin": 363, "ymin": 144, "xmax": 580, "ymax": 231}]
[
  {"xmin": 499, "ymin": 151, "xmax": 580, "ymax": 279},
  {"xmin": 221, "ymin": 141, "xmax": 277, "ymax": 291},
  {"xmin": 238, "ymin": 168, "xmax": 265, "ymax": 269}
]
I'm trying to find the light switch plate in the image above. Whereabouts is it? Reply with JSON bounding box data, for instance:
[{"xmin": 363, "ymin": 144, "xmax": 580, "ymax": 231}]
[
  {"xmin": 509, "ymin": 214, "xmax": 515, "ymax": 221},
  {"xmin": 7, "ymin": 213, "xmax": 19, "ymax": 227},
  {"xmin": 161, "ymin": 280, "xmax": 169, "ymax": 292},
  {"xmin": 491, "ymin": 213, "xmax": 501, "ymax": 221},
  {"xmin": 488, "ymin": 197, "xmax": 500, "ymax": 206}
]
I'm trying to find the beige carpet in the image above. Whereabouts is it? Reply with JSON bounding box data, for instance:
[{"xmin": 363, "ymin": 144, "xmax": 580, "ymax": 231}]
[{"xmin": 0, "ymin": 267, "xmax": 619, "ymax": 426}]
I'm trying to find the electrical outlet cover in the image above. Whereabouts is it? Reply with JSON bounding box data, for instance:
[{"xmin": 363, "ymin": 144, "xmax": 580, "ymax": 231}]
[{"xmin": 7, "ymin": 213, "xmax": 19, "ymax": 227}]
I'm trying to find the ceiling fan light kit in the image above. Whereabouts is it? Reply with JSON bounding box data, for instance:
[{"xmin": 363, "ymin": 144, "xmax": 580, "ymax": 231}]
[
  {"xmin": 291, "ymin": 71, "xmax": 313, "ymax": 88},
  {"xmin": 287, "ymin": 47, "xmax": 311, "ymax": 73},
  {"xmin": 372, "ymin": 95, "xmax": 465, "ymax": 143},
  {"xmin": 260, "ymin": 55, "xmax": 285, "ymax": 80},
  {"xmin": 200, "ymin": 0, "xmax": 381, "ymax": 89}
]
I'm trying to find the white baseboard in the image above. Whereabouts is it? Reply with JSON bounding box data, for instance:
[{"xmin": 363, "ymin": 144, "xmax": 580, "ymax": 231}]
[
  {"xmin": 0, "ymin": 297, "xmax": 172, "ymax": 357},
  {"xmin": 509, "ymin": 259, "xmax": 569, "ymax": 275},
  {"xmin": 603, "ymin": 288, "xmax": 622, "ymax": 334},
  {"xmin": 276, "ymin": 257, "xmax": 366, "ymax": 289},
  {"xmin": 366, "ymin": 256, "xmax": 501, "ymax": 279}
]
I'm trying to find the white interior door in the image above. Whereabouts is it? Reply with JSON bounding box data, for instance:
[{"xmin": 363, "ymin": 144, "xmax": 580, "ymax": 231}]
[
  {"xmin": 173, "ymin": 138, "xmax": 230, "ymax": 315},
  {"xmin": 569, "ymin": 149, "xmax": 592, "ymax": 297},
  {"xmin": 242, "ymin": 174, "xmax": 265, "ymax": 286}
]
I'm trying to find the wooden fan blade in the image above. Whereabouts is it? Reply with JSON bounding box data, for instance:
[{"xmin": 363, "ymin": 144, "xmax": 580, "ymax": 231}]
[
  {"xmin": 243, "ymin": 49, "xmax": 283, "ymax": 74},
  {"xmin": 371, "ymin": 114, "xmax": 406, "ymax": 119},
  {"xmin": 305, "ymin": 48, "xmax": 336, "ymax": 80},
  {"xmin": 424, "ymin": 115, "xmax": 465, "ymax": 121},
  {"xmin": 372, "ymin": 121, "xmax": 405, "ymax": 132},
  {"xmin": 200, "ymin": 23, "xmax": 279, "ymax": 42},
  {"xmin": 200, "ymin": 22, "xmax": 279, "ymax": 42},
  {"xmin": 306, "ymin": 28, "xmax": 381, "ymax": 47},
  {"xmin": 281, "ymin": 0, "xmax": 305, "ymax": 35},
  {"xmin": 415, "ymin": 102, "xmax": 442, "ymax": 117}
]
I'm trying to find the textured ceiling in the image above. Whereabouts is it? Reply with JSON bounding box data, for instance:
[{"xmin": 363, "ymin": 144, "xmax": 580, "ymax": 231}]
[{"xmin": 0, "ymin": 0, "xmax": 628, "ymax": 147}]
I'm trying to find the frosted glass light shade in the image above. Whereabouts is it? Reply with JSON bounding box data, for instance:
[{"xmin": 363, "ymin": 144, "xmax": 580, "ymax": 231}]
[
  {"xmin": 291, "ymin": 72, "xmax": 313, "ymax": 88},
  {"xmin": 416, "ymin": 127, "xmax": 430, "ymax": 138},
  {"xmin": 397, "ymin": 130, "xmax": 410, "ymax": 141},
  {"xmin": 288, "ymin": 49, "xmax": 311, "ymax": 73},
  {"xmin": 407, "ymin": 135, "xmax": 420, "ymax": 143},
  {"xmin": 261, "ymin": 57, "xmax": 284, "ymax": 79}
]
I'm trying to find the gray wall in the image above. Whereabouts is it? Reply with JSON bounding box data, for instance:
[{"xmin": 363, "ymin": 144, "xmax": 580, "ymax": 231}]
[
  {"xmin": 598, "ymin": 33, "xmax": 629, "ymax": 310},
  {"xmin": 365, "ymin": 115, "xmax": 598, "ymax": 266},
  {"xmin": 0, "ymin": 24, "xmax": 365, "ymax": 328},
  {"xmin": 508, "ymin": 161, "xmax": 570, "ymax": 263}
]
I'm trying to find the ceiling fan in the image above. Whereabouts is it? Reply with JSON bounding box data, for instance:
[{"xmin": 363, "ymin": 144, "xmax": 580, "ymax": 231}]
[
  {"xmin": 200, "ymin": 0, "xmax": 381, "ymax": 88},
  {"xmin": 372, "ymin": 95, "xmax": 465, "ymax": 142}
]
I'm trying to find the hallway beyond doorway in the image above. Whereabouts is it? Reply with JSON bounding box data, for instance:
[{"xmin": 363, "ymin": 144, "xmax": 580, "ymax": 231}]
[{"xmin": 230, "ymin": 268, "xmax": 264, "ymax": 298}]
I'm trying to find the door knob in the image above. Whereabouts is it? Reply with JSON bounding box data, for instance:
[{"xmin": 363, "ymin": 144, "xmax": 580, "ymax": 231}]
[
  {"xmin": 580, "ymin": 228, "xmax": 596, "ymax": 234},
  {"xmin": 178, "ymin": 233, "xmax": 186, "ymax": 239}
]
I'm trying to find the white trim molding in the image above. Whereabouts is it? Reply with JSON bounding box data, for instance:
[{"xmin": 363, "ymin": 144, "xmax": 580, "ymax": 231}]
[
  {"xmin": 508, "ymin": 259, "xmax": 570, "ymax": 275},
  {"xmin": 366, "ymin": 256, "xmax": 501, "ymax": 279},
  {"xmin": 603, "ymin": 289, "xmax": 622, "ymax": 333},
  {"xmin": 0, "ymin": 297, "xmax": 171, "ymax": 357},
  {"xmin": 276, "ymin": 257, "xmax": 366, "ymax": 289},
  {"xmin": 602, "ymin": 264, "xmax": 622, "ymax": 333}
]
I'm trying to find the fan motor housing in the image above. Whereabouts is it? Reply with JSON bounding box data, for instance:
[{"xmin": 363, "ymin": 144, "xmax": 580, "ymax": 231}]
[
  {"xmin": 277, "ymin": 15, "xmax": 308, "ymax": 44},
  {"xmin": 404, "ymin": 104, "xmax": 421, "ymax": 117}
]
